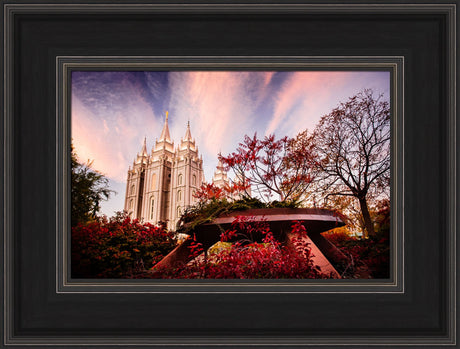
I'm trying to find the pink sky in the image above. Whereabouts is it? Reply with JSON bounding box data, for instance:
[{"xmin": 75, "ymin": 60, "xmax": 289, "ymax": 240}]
[{"xmin": 72, "ymin": 70, "xmax": 390, "ymax": 216}]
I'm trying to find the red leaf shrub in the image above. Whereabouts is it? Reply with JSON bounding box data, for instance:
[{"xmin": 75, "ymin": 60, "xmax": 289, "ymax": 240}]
[
  {"xmin": 72, "ymin": 212, "xmax": 176, "ymax": 278},
  {"xmin": 322, "ymin": 231, "xmax": 390, "ymax": 278},
  {"xmin": 152, "ymin": 217, "xmax": 329, "ymax": 279}
]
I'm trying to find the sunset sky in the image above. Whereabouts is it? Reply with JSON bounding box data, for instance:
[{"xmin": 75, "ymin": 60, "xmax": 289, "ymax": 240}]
[{"xmin": 71, "ymin": 70, "xmax": 390, "ymax": 217}]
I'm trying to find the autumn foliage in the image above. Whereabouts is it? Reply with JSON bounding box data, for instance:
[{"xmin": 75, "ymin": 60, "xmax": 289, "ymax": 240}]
[
  {"xmin": 71, "ymin": 206, "xmax": 388, "ymax": 279},
  {"xmin": 71, "ymin": 212, "xmax": 176, "ymax": 278},
  {"xmin": 192, "ymin": 182, "xmax": 225, "ymax": 202},
  {"xmin": 150, "ymin": 217, "xmax": 330, "ymax": 279},
  {"xmin": 310, "ymin": 89, "xmax": 390, "ymax": 237},
  {"xmin": 322, "ymin": 230, "xmax": 390, "ymax": 278},
  {"xmin": 219, "ymin": 133, "xmax": 315, "ymax": 202}
]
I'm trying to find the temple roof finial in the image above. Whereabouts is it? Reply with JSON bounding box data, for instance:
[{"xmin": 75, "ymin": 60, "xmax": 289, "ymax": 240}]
[
  {"xmin": 141, "ymin": 136, "xmax": 148, "ymax": 156},
  {"xmin": 184, "ymin": 120, "xmax": 193, "ymax": 141},
  {"xmin": 159, "ymin": 111, "xmax": 171, "ymax": 142}
]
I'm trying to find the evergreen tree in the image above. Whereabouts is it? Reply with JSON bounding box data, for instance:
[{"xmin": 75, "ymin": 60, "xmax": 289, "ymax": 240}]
[{"xmin": 71, "ymin": 145, "xmax": 112, "ymax": 226}]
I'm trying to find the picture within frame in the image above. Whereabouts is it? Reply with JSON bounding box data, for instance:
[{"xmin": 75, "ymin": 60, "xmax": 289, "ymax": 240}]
[{"xmin": 70, "ymin": 69, "xmax": 391, "ymax": 280}]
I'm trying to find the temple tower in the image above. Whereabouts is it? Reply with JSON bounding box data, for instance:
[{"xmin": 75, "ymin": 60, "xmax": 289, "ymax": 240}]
[
  {"xmin": 124, "ymin": 113, "xmax": 204, "ymax": 231},
  {"xmin": 124, "ymin": 138, "xmax": 148, "ymax": 220}
]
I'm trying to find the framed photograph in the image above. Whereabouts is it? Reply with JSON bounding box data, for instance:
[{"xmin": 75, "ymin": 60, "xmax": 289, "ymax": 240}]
[
  {"xmin": 2, "ymin": 1, "xmax": 457, "ymax": 347},
  {"xmin": 66, "ymin": 62, "xmax": 396, "ymax": 283}
]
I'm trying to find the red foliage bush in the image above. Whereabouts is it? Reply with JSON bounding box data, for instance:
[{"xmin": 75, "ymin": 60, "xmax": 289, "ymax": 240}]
[
  {"xmin": 151, "ymin": 217, "xmax": 330, "ymax": 279},
  {"xmin": 72, "ymin": 212, "xmax": 176, "ymax": 278},
  {"xmin": 72, "ymin": 212, "xmax": 388, "ymax": 279},
  {"xmin": 322, "ymin": 231, "xmax": 390, "ymax": 278}
]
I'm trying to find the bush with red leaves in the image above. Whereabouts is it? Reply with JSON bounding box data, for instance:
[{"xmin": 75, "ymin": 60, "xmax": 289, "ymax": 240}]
[
  {"xmin": 151, "ymin": 217, "xmax": 330, "ymax": 279},
  {"xmin": 71, "ymin": 212, "xmax": 176, "ymax": 278},
  {"xmin": 322, "ymin": 231, "xmax": 390, "ymax": 278}
]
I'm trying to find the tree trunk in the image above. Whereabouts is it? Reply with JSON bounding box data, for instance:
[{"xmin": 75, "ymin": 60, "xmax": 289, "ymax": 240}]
[{"xmin": 358, "ymin": 196, "xmax": 375, "ymax": 238}]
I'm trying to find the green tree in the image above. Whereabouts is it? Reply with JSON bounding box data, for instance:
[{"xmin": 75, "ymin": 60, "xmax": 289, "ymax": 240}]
[{"xmin": 71, "ymin": 145, "xmax": 112, "ymax": 226}]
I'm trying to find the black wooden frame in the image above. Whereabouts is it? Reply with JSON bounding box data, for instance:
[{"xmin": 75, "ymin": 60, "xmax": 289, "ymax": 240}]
[
  {"xmin": 1, "ymin": 1, "xmax": 457, "ymax": 347},
  {"xmin": 56, "ymin": 56, "xmax": 403, "ymax": 293}
]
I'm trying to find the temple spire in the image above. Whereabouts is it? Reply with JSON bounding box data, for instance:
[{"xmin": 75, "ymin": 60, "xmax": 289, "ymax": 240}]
[
  {"xmin": 140, "ymin": 137, "xmax": 148, "ymax": 156},
  {"xmin": 213, "ymin": 155, "xmax": 229, "ymax": 186},
  {"xmin": 217, "ymin": 159, "xmax": 224, "ymax": 170},
  {"xmin": 159, "ymin": 111, "xmax": 172, "ymax": 142},
  {"xmin": 184, "ymin": 120, "xmax": 193, "ymax": 141}
]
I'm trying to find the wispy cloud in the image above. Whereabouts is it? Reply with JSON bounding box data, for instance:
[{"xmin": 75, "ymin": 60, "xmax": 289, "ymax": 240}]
[
  {"xmin": 71, "ymin": 73, "xmax": 160, "ymax": 182},
  {"xmin": 265, "ymin": 71, "xmax": 391, "ymax": 138},
  {"xmin": 72, "ymin": 70, "xmax": 390, "ymax": 215},
  {"xmin": 167, "ymin": 71, "xmax": 276, "ymax": 173},
  {"xmin": 265, "ymin": 72, "xmax": 345, "ymax": 136}
]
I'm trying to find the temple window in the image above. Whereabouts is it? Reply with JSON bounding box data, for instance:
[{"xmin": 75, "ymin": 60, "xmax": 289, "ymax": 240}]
[{"xmin": 150, "ymin": 197, "xmax": 155, "ymax": 220}]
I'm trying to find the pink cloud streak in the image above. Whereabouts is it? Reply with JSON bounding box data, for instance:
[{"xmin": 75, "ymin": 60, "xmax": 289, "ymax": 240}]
[
  {"xmin": 72, "ymin": 92, "xmax": 160, "ymax": 182},
  {"xmin": 266, "ymin": 72, "xmax": 349, "ymax": 136},
  {"xmin": 168, "ymin": 71, "xmax": 275, "ymax": 171}
]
